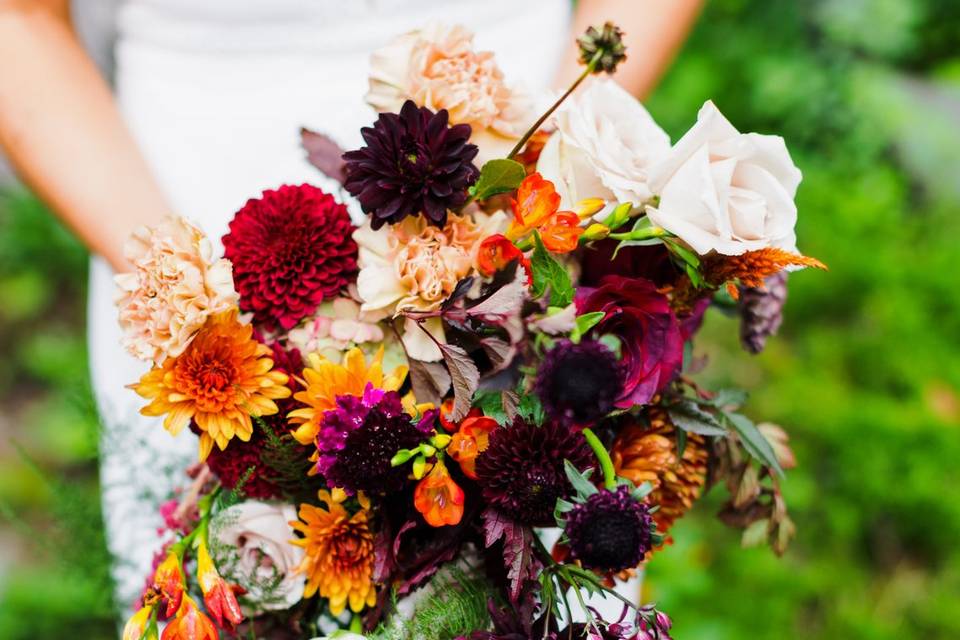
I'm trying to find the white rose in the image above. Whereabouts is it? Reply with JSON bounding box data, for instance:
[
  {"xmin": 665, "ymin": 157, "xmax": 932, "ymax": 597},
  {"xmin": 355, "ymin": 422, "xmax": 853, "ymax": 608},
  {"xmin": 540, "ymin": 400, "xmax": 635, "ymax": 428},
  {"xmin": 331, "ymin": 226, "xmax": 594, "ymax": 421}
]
[
  {"xmin": 645, "ymin": 100, "xmax": 802, "ymax": 256},
  {"xmin": 209, "ymin": 501, "xmax": 304, "ymax": 612},
  {"xmin": 537, "ymin": 78, "xmax": 671, "ymax": 210}
]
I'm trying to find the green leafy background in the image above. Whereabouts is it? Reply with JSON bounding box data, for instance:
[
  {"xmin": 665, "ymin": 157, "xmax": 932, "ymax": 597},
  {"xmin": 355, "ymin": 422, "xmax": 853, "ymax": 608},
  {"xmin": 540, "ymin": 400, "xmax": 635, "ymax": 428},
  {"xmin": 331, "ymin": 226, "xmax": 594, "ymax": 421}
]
[{"xmin": 1, "ymin": 0, "xmax": 959, "ymax": 637}]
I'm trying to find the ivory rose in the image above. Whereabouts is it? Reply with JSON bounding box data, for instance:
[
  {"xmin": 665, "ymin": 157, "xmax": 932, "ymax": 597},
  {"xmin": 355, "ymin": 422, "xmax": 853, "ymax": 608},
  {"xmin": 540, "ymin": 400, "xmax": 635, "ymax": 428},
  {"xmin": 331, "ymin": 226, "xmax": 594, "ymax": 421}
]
[
  {"xmin": 645, "ymin": 100, "xmax": 802, "ymax": 256},
  {"xmin": 209, "ymin": 501, "xmax": 304, "ymax": 612},
  {"xmin": 353, "ymin": 211, "xmax": 507, "ymax": 361},
  {"xmin": 114, "ymin": 216, "xmax": 237, "ymax": 363},
  {"xmin": 536, "ymin": 78, "xmax": 671, "ymax": 210},
  {"xmin": 366, "ymin": 23, "xmax": 531, "ymax": 161}
]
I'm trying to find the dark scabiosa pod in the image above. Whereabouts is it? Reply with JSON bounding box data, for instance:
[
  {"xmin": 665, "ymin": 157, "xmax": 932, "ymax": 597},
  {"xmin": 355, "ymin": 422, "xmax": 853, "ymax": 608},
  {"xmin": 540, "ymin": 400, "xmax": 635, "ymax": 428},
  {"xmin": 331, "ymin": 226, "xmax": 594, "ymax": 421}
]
[
  {"xmin": 534, "ymin": 339, "xmax": 623, "ymax": 426},
  {"xmin": 342, "ymin": 100, "xmax": 480, "ymax": 229},
  {"xmin": 577, "ymin": 22, "xmax": 628, "ymax": 74}
]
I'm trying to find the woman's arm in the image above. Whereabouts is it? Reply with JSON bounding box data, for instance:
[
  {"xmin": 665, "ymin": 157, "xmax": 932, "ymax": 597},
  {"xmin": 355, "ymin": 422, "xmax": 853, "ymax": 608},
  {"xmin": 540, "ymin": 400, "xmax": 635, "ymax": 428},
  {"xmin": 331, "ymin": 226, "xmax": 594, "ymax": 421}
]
[
  {"xmin": 557, "ymin": 0, "xmax": 704, "ymax": 98},
  {"xmin": 0, "ymin": 0, "xmax": 170, "ymax": 271}
]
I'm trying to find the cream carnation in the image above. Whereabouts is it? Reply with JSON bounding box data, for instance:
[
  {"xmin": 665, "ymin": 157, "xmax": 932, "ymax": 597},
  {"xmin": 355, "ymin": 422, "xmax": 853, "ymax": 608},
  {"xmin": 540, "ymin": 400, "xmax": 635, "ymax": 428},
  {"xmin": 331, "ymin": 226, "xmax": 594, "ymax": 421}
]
[
  {"xmin": 645, "ymin": 100, "xmax": 802, "ymax": 256},
  {"xmin": 537, "ymin": 78, "xmax": 671, "ymax": 211},
  {"xmin": 366, "ymin": 23, "xmax": 531, "ymax": 162},
  {"xmin": 114, "ymin": 216, "xmax": 237, "ymax": 363}
]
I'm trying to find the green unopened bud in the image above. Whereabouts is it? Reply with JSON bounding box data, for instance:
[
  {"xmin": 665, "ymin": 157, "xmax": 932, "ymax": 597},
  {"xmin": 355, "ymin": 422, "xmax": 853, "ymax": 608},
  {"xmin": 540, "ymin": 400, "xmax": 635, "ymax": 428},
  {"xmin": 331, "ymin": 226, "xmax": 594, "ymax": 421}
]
[
  {"xmin": 391, "ymin": 448, "xmax": 416, "ymax": 467},
  {"xmin": 578, "ymin": 22, "xmax": 628, "ymax": 74},
  {"xmin": 583, "ymin": 223, "xmax": 610, "ymax": 241},
  {"xmin": 412, "ymin": 454, "xmax": 428, "ymax": 480},
  {"xmin": 431, "ymin": 433, "xmax": 452, "ymax": 449}
]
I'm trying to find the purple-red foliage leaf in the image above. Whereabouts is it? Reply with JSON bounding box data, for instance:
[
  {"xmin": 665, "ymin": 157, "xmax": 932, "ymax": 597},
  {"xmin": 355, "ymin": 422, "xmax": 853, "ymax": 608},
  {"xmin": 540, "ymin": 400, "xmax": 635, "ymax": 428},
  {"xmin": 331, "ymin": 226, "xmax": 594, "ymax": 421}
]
[
  {"xmin": 466, "ymin": 269, "xmax": 527, "ymax": 325},
  {"xmin": 438, "ymin": 342, "xmax": 480, "ymax": 421},
  {"xmin": 408, "ymin": 358, "xmax": 452, "ymax": 406},
  {"xmin": 480, "ymin": 338, "xmax": 515, "ymax": 373},
  {"xmin": 482, "ymin": 508, "xmax": 540, "ymax": 603},
  {"xmin": 301, "ymin": 128, "xmax": 347, "ymax": 184}
]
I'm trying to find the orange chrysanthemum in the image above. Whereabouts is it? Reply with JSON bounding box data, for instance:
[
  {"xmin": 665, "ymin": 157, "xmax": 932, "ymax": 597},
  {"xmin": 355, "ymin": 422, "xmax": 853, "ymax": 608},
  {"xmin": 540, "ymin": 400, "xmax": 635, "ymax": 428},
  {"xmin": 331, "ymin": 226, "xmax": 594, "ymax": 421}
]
[
  {"xmin": 291, "ymin": 490, "xmax": 377, "ymax": 615},
  {"xmin": 287, "ymin": 347, "xmax": 407, "ymax": 446},
  {"xmin": 132, "ymin": 310, "xmax": 291, "ymax": 461}
]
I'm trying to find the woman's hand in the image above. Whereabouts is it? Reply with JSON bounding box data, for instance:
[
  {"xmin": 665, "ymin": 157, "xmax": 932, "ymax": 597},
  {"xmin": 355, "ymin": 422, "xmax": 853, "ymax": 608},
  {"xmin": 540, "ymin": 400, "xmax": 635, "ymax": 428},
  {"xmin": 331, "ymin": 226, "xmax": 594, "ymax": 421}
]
[
  {"xmin": 557, "ymin": 0, "xmax": 704, "ymax": 98},
  {"xmin": 0, "ymin": 0, "xmax": 171, "ymax": 271}
]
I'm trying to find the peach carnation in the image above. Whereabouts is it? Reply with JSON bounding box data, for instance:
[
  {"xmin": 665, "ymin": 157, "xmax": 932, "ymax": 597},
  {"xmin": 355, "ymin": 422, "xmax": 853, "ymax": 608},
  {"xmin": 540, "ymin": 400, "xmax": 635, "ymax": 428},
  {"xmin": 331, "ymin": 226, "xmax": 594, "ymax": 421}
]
[{"xmin": 115, "ymin": 216, "xmax": 237, "ymax": 363}]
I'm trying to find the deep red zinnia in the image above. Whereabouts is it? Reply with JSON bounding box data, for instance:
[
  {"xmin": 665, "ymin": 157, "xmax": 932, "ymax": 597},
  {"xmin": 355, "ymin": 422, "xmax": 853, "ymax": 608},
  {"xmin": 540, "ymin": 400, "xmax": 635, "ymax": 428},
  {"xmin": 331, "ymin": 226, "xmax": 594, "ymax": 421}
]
[
  {"xmin": 576, "ymin": 275, "xmax": 683, "ymax": 408},
  {"xmin": 223, "ymin": 184, "xmax": 358, "ymax": 331}
]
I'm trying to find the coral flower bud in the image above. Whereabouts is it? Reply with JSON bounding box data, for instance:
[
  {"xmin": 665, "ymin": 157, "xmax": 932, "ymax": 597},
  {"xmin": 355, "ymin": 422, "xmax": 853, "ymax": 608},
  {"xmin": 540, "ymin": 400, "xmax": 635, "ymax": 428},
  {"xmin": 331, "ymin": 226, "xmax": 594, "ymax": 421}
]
[
  {"xmin": 197, "ymin": 540, "xmax": 243, "ymax": 629},
  {"xmin": 123, "ymin": 606, "xmax": 155, "ymax": 640},
  {"xmin": 153, "ymin": 552, "xmax": 184, "ymax": 618},
  {"xmin": 161, "ymin": 597, "xmax": 218, "ymax": 640}
]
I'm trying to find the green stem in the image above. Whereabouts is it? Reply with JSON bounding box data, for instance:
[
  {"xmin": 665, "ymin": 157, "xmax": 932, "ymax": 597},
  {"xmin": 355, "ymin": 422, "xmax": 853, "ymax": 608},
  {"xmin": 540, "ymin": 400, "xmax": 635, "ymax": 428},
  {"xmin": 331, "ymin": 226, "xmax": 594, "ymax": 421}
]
[
  {"xmin": 582, "ymin": 427, "xmax": 616, "ymax": 490},
  {"xmin": 608, "ymin": 227, "xmax": 668, "ymax": 242},
  {"xmin": 507, "ymin": 53, "xmax": 600, "ymax": 160}
]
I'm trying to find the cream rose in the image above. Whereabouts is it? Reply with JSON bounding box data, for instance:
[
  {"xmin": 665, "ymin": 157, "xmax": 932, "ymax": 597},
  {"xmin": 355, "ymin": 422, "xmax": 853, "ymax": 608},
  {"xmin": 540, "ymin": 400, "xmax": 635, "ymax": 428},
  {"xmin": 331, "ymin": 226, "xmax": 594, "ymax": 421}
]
[
  {"xmin": 536, "ymin": 78, "xmax": 671, "ymax": 211},
  {"xmin": 209, "ymin": 501, "xmax": 304, "ymax": 612},
  {"xmin": 645, "ymin": 100, "xmax": 802, "ymax": 256}
]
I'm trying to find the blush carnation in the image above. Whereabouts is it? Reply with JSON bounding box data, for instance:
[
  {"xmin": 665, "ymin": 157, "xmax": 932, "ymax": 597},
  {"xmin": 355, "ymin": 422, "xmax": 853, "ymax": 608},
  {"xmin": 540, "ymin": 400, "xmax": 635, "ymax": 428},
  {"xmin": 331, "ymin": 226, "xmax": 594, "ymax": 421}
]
[{"xmin": 222, "ymin": 184, "xmax": 358, "ymax": 331}]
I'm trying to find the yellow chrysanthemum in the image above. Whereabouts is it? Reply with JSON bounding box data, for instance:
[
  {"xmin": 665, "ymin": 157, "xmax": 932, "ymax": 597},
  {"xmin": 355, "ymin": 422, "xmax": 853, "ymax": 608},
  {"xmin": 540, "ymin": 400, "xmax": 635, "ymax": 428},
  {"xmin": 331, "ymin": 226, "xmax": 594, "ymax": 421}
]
[
  {"xmin": 290, "ymin": 490, "xmax": 377, "ymax": 615},
  {"xmin": 288, "ymin": 346, "xmax": 407, "ymax": 445},
  {"xmin": 131, "ymin": 310, "xmax": 291, "ymax": 461}
]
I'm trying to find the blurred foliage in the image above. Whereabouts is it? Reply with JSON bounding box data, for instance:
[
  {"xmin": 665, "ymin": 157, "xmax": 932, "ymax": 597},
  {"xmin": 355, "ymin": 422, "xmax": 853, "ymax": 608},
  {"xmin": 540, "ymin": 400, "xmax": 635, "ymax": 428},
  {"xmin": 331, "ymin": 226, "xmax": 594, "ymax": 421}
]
[{"xmin": 1, "ymin": 0, "xmax": 959, "ymax": 638}]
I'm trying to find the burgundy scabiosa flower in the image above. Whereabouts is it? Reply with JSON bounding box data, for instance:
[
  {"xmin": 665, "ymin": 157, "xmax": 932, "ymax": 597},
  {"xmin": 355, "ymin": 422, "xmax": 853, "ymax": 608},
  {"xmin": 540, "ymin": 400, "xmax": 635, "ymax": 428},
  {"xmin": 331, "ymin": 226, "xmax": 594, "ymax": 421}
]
[
  {"xmin": 223, "ymin": 184, "xmax": 358, "ymax": 331},
  {"xmin": 535, "ymin": 339, "xmax": 623, "ymax": 425},
  {"xmin": 576, "ymin": 276, "xmax": 683, "ymax": 408},
  {"xmin": 564, "ymin": 485, "xmax": 654, "ymax": 573},
  {"xmin": 343, "ymin": 100, "xmax": 479, "ymax": 229},
  {"xmin": 474, "ymin": 418, "xmax": 593, "ymax": 527},
  {"xmin": 316, "ymin": 385, "xmax": 427, "ymax": 494}
]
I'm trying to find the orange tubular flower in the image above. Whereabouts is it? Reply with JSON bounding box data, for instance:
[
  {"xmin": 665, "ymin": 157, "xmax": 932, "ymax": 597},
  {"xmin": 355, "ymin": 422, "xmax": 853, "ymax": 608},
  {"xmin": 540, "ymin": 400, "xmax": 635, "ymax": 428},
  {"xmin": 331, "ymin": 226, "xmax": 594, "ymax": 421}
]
[
  {"xmin": 477, "ymin": 234, "xmax": 532, "ymax": 282},
  {"xmin": 132, "ymin": 310, "xmax": 291, "ymax": 461},
  {"xmin": 122, "ymin": 605, "xmax": 154, "ymax": 640},
  {"xmin": 414, "ymin": 458, "xmax": 465, "ymax": 527},
  {"xmin": 447, "ymin": 415, "xmax": 497, "ymax": 479},
  {"xmin": 153, "ymin": 552, "xmax": 185, "ymax": 618},
  {"xmin": 508, "ymin": 172, "xmax": 561, "ymax": 239},
  {"xmin": 197, "ymin": 540, "xmax": 243, "ymax": 630},
  {"xmin": 540, "ymin": 210, "xmax": 584, "ymax": 254},
  {"xmin": 161, "ymin": 596, "xmax": 218, "ymax": 640},
  {"xmin": 291, "ymin": 490, "xmax": 377, "ymax": 615}
]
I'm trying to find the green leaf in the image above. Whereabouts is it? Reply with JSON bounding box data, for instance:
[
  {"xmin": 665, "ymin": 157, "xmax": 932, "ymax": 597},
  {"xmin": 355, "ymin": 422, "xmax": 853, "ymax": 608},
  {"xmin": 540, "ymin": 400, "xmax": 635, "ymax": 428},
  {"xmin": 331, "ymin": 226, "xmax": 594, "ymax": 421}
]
[
  {"xmin": 710, "ymin": 388, "xmax": 749, "ymax": 410},
  {"xmin": 665, "ymin": 238, "xmax": 701, "ymax": 268},
  {"xmin": 468, "ymin": 158, "xmax": 526, "ymax": 200},
  {"xmin": 724, "ymin": 411, "xmax": 785, "ymax": 477},
  {"xmin": 530, "ymin": 232, "xmax": 574, "ymax": 307},
  {"xmin": 741, "ymin": 519, "xmax": 770, "ymax": 548},
  {"xmin": 668, "ymin": 400, "xmax": 728, "ymax": 436},
  {"xmin": 570, "ymin": 311, "xmax": 606, "ymax": 342},
  {"xmin": 564, "ymin": 459, "xmax": 598, "ymax": 499}
]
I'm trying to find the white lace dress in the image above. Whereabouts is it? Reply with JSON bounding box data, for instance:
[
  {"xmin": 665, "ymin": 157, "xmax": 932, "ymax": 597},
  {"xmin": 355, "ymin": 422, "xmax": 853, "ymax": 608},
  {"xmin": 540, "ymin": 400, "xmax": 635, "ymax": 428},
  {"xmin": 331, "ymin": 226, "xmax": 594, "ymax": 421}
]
[{"xmin": 89, "ymin": 0, "xmax": 636, "ymax": 624}]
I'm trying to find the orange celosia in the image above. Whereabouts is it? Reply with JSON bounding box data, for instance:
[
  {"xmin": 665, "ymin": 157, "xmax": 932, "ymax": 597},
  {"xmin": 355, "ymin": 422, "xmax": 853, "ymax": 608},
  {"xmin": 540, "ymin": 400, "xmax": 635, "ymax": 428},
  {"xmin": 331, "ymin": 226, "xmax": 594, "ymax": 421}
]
[
  {"xmin": 704, "ymin": 247, "xmax": 827, "ymax": 297},
  {"xmin": 132, "ymin": 310, "xmax": 291, "ymax": 461},
  {"xmin": 539, "ymin": 210, "xmax": 584, "ymax": 254},
  {"xmin": 288, "ymin": 347, "xmax": 408, "ymax": 446},
  {"xmin": 153, "ymin": 551, "xmax": 185, "ymax": 618},
  {"xmin": 197, "ymin": 540, "xmax": 243, "ymax": 630},
  {"xmin": 122, "ymin": 605, "xmax": 154, "ymax": 640},
  {"xmin": 509, "ymin": 172, "xmax": 561, "ymax": 237},
  {"xmin": 161, "ymin": 596, "xmax": 218, "ymax": 640},
  {"xmin": 447, "ymin": 415, "xmax": 497, "ymax": 479},
  {"xmin": 290, "ymin": 490, "xmax": 377, "ymax": 615},
  {"xmin": 477, "ymin": 234, "xmax": 532, "ymax": 281},
  {"xmin": 414, "ymin": 458, "xmax": 466, "ymax": 527}
]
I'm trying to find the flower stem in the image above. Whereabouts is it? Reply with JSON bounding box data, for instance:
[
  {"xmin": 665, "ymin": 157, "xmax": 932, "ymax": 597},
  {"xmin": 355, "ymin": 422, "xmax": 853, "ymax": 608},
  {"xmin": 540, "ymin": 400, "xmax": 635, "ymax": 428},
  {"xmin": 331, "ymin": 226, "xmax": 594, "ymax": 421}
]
[
  {"xmin": 581, "ymin": 427, "xmax": 616, "ymax": 490},
  {"xmin": 608, "ymin": 226, "xmax": 668, "ymax": 242},
  {"xmin": 507, "ymin": 53, "xmax": 601, "ymax": 160}
]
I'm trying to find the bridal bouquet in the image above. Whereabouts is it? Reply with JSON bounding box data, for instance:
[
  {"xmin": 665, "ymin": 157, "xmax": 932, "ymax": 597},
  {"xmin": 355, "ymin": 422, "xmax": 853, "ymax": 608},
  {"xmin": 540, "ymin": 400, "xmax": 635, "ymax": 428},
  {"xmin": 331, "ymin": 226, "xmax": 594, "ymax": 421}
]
[{"xmin": 118, "ymin": 22, "xmax": 823, "ymax": 640}]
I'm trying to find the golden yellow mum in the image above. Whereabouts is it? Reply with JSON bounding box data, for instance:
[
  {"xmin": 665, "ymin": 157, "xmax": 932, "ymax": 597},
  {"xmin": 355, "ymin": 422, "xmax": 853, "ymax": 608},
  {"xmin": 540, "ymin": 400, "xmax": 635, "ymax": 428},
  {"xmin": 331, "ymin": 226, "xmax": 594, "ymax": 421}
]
[
  {"xmin": 290, "ymin": 490, "xmax": 377, "ymax": 615},
  {"xmin": 131, "ymin": 310, "xmax": 291, "ymax": 461},
  {"xmin": 287, "ymin": 347, "xmax": 407, "ymax": 446}
]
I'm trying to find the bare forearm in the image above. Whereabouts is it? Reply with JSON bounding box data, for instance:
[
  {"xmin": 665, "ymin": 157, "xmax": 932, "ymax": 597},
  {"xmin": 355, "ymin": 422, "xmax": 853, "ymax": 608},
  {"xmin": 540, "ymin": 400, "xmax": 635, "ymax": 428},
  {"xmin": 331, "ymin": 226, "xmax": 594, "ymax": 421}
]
[
  {"xmin": 0, "ymin": 2, "xmax": 170, "ymax": 270},
  {"xmin": 558, "ymin": 0, "xmax": 704, "ymax": 98}
]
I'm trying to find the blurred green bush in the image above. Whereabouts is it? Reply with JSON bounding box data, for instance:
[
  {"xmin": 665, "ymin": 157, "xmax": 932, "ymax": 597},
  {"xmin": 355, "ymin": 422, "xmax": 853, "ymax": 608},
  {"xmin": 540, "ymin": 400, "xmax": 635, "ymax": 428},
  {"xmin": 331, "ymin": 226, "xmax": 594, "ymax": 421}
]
[{"xmin": 0, "ymin": 0, "xmax": 958, "ymax": 638}]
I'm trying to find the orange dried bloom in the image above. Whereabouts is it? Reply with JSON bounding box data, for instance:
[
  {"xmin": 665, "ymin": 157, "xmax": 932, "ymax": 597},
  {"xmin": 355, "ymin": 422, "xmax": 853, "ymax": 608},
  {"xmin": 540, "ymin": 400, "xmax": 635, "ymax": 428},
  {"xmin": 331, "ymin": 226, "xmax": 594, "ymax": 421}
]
[
  {"xmin": 447, "ymin": 415, "xmax": 497, "ymax": 479},
  {"xmin": 539, "ymin": 210, "xmax": 584, "ymax": 254},
  {"xmin": 161, "ymin": 596, "xmax": 217, "ymax": 640},
  {"xmin": 508, "ymin": 172, "xmax": 561, "ymax": 238},
  {"xmin": 132, "ymin": 310, "xmax": 291, "ymax": 461},
  {"xmin": 414, "ymin": 458, "xmax": 466, "ymax": 527},
  {"xmin": 290, "ymin": 490, "xmax": 377, "ymax": 615},
  {"xmin": 705, "ymin": 248, "xmax": 827, "ymax": 294}
]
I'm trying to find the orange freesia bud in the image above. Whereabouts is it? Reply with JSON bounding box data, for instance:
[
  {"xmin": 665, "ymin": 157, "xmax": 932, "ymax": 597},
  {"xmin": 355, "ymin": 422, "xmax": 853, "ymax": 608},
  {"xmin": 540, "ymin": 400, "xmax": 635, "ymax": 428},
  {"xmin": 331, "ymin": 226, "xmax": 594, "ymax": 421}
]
[
  {"xmin": 123, "ymin": 605, "xmax": 155, "ymax": 640},
  {"xmin": 414, "ymin": 459, "xmax": 465, "ymax": 527},
  {"xmin": 540, "ymin": 211, "xmax": 584, "ymax": 254},
  {"xmin": 153, "ymin": 552, "xmax": 185, "ymax": 618},
  {"xmin": 448, "ymin": 416, "xmax": 497, "ymax": 480},
  {"xmin": 509, "ymin": 172, "xmax": 561, "ymax": 236},
  {"xmin": 161, "ymin": 596, "xmax": 218, "ymax": 640},
  {"xmin": 439, "ymin": 401, "xmax": 482, "ymax": 433},
  {"xmin": 477, "ymin": 234, "xmax": 532, "ymax": 282},
  {"xmin": 197, "ymin": 540, "xmax": 243, "ymax": 629}
]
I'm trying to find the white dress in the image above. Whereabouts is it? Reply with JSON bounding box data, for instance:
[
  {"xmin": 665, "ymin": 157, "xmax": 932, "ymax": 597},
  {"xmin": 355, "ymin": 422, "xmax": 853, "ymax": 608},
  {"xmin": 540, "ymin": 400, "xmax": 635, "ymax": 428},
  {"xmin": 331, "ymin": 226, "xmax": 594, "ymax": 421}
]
[{"xmin": 90, "ymin": 0, "xmax": 637, "ymax": 624}]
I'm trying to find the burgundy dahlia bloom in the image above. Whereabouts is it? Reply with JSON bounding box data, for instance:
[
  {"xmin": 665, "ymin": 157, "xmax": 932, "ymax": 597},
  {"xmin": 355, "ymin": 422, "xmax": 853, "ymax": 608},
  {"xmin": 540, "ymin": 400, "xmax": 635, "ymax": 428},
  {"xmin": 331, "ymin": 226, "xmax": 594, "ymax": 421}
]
[
  {"xmin": 564, "ymin": 485, "xmax": 654, "ymax": 573},
  {"xmin": 535, "ymin": 339, "xmax": 623, "ymax": 425},
  {"xmin": 222, "ymin": 184, "xmax": 358, "ymax": 331},
  {"xmin": 205, "ymin": 430, "xmax": 282, "ymax": 500},
  {"xmin": 474, "ymin": 418, "xmax": 593, "ymax": 527},
  {"xmin": 343, "ymin": 100, "xmax": 479, "ymax": 229},
  {"xmin": 576, "ymin": 276, "xmax": 683, "ymax": 408}
]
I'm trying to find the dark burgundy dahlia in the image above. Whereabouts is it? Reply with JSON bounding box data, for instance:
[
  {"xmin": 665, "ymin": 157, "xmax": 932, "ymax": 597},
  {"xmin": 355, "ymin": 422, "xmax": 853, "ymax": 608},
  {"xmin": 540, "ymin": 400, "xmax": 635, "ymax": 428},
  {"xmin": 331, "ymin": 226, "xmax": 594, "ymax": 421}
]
[
  {"xmin": 474, "ymin": 418, "xmax": 593, "ymax": 527},
  {"xmin": 316, "ymin": 386, "xmax": 427, "ymax": 495},
  {"xmin": 205, "ymin": 429, "xmax": 282, "ymax": 499},
  {"xmin": 343, "ymin": 100, "xmax": 479, "ymax": 229},
  {"xmin": 576, "ymin": 276, "xmax": 683, "ymax": 408},
  {"xmin": 535, "ymin": 339, "xmax": 623, "ymax": 425},
  {"xmin": 564, "ymin": 485, "xmax": 654, "ymax": 573},
  {"xmin": 222, "ymin": 184, "xmax": 358, "ymax": 331}
]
